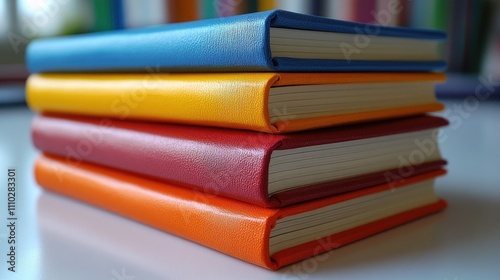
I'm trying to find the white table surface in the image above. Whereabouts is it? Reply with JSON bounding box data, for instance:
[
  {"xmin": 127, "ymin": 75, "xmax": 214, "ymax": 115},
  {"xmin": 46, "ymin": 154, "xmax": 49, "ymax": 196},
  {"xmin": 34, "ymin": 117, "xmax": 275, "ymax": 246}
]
[{"xmin": 0, "ymin": 100, "xmax": 499, "ymax": 280}]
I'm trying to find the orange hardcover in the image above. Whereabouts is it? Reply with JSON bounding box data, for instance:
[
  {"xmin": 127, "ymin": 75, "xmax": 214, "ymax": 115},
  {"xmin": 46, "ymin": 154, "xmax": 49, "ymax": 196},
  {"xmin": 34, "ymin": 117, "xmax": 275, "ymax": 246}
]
[
  {"xmin": 169, "ymin": 0, "xmax": 198, "ymax": 22},
  {"xmin": 35, "ymin": 154, "xmax": 447, "ymax": 269},
  {"xmin": 27, "ymin": 72, "xmax": 445, "ymax": 133}
]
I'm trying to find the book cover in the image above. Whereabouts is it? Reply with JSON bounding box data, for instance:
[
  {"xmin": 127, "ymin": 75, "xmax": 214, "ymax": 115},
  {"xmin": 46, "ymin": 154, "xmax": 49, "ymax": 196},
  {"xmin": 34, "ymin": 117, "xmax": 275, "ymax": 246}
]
[
  {"xmin": 27, "ymin": 72, "xmax": 445, "ymax": 133},
  {"xmin": 26, "ymin": 10, "xmax": 446, "ymax": 73},
  {"xmin": 33, "ymin": 114, "xmax": 448, "ymax": 207},
  {"xmin": 35, "ymin": 154, "xmax": 447, "ymax": 270}
]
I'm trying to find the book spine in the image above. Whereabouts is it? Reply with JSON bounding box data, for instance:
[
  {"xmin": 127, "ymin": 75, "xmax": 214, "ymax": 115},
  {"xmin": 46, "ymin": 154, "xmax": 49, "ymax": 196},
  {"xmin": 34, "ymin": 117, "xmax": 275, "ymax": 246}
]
[
  {"xmin": 376, "ymin": 0, "xmax": 401, "ymax": 26},
  {"xmin": 35, "ymin": 154, "xmax": 275, "ymax": 268},
  {"xmin": 32, "ymin": 114, "xmax": 276, "ymax": 207},
  {"xmin": 91, "ymin": 0, "xmax": 113, "ymax": 31},
  {"xmin": 122, "ymin": 0, "xmax": 168, "ymax": 28},
  {"xmin": 200, "ymin": 0, "xmax": 247, "ymax": 19},
  {"xmin": 247, "ymin": 0, "xmax": 259, "ymax": 13},
  {"xmin": 276, "ymin": 0, "xmax": 312, "ymax": 14},
  {"xmin": 322, "ymin": 0, "xmax": 353, "ymax": 21},
  {"xmin": 169, "ymin": 0, "xmax": 199, "ymax": 22},
  {"xmin": 200, "ymin": 0, "xmax": 218, "ymax": 18},
  {"xmin": 27, "ymin": 73, "xmax": 278, "ymax": 133},
  {"xmin": 258, "ymin": 0, "xmax": 276, "ymax": 11},
  {"xmin": 110, "ymin": 0, "xmax": 125, "ymax": 29},
  {"xmin": 448, "ymin": 0, "xmax": 467, "ymax": 72},
  {"xmin": 352, "ymin": 0, "xmax": 377, "ymax": 23}
]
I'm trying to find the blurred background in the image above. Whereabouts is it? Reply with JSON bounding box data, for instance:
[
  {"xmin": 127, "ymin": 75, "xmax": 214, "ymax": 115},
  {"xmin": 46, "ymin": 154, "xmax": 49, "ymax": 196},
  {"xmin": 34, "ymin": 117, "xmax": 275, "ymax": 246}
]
[{"xmin": 0, "ymin": 0, "xmax": 499, "ymax": 105}]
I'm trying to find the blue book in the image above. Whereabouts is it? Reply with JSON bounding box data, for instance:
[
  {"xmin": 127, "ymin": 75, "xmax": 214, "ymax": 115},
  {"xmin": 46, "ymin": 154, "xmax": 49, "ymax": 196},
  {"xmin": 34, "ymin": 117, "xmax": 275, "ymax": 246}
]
[{"xmin": 27, "ymin": 10, "xmax": 446, "ymax": 73}]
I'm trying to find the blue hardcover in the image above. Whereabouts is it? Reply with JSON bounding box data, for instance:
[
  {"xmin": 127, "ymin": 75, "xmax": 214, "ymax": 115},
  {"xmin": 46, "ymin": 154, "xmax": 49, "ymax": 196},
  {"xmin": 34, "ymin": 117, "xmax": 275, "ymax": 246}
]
[{"xmin": 27, "ymin": 10, "xmax": 446, "ymax": 73}]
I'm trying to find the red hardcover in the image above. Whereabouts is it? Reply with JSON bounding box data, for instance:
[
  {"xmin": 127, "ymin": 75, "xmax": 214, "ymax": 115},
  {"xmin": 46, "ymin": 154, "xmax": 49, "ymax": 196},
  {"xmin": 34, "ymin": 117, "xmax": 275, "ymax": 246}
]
[{"xmin": 32, "ymin": 114, "xmax": 448, "ymax": 207}]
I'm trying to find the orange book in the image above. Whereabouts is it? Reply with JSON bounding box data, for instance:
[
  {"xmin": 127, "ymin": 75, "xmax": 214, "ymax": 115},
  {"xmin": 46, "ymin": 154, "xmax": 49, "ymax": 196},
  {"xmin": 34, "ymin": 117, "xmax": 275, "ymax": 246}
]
[
  {"xmin": 169, "ymin": 0, "xmax": 198, "ymax": 22},
  {"xmin": 35, "ymin": 154, "xmax": 447, "ymax": 269},
  {"xmin": 27, "ymin": 72, "xmax": 445, "ymax": 133}
]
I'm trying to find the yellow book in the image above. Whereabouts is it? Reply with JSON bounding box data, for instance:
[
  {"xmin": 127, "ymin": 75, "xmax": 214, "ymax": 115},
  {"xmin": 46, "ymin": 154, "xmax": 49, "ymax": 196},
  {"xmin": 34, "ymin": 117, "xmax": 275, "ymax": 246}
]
[{"xmin": 27, "ymin": 72, "xmax": 445, "ymax": 133}]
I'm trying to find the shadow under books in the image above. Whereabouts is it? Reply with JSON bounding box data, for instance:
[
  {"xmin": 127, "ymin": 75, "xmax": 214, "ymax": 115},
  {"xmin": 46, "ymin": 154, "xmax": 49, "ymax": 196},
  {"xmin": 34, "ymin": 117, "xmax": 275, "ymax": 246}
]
[{"xmin": 36, "ymin": 187, "xmax": 499, "ymax": 279}]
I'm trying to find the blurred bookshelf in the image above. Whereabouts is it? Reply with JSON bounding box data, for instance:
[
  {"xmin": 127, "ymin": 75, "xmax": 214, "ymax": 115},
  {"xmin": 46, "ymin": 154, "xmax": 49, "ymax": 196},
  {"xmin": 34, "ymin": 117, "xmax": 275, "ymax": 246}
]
[{"xmin": 0, "ymin": 0, "xmax": 499, "ymax": 104}]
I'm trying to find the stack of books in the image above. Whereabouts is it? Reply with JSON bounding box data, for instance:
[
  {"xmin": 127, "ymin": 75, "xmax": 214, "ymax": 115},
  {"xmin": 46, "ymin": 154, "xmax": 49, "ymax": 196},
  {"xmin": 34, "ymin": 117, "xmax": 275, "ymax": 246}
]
[{"xmin": 27, "ymin": 10, "xmax": 448, "ymax": 270}]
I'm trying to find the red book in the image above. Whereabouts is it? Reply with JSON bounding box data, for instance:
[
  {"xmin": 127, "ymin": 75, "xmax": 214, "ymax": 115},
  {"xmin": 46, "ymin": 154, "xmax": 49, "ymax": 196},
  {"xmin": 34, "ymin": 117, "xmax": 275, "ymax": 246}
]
[
  {"xmin": 32, "ymin": 114, "xmax": 448, "ymax": 207},
  {"xmin": 353, "ymin": 0, "xmax": 377, "ymax": 23}
]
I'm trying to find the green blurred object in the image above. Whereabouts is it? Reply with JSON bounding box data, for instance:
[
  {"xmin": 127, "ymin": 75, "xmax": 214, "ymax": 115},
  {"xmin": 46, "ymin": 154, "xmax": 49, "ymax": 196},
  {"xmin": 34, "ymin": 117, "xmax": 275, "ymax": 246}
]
[
  {"xmin": 432, "ymin": 0, "xmax": 450, "ymax": 31},
  {"xmin": 92, "ymin": 0, "xmax": 113, "ymax": 31},
  {"xmin": 199, "ymin": 0, "xmax": 253, "ymax": 19}
]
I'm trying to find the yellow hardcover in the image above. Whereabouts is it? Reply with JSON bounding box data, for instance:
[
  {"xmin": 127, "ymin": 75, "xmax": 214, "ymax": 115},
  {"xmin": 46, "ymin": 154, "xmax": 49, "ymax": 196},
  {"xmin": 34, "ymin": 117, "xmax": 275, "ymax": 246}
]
[
  {"xmin": 27, "ymin": 72, "xmax": 445, "ymax": 133},
  {"xmin": 258, "ymin": 0, "xmax": 276, "ymax": 11}
]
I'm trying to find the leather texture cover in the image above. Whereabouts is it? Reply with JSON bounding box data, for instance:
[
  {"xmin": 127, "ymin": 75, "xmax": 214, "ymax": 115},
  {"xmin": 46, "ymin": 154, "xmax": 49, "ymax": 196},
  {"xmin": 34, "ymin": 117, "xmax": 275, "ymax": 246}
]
[
  {"xmin": 35, "ymin": 154, "xmax": 447, "ymax": 270},
  {"xmin": 33, "ymin": 114, "xmax": 448, "ymax": 207},
  {"xmin": 26, "ymin": 10, "xmax": 446, "ymax": 73},
  {"xmin": 27, "ymin": 72, "xmax": 446, "ymax": 133}
]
